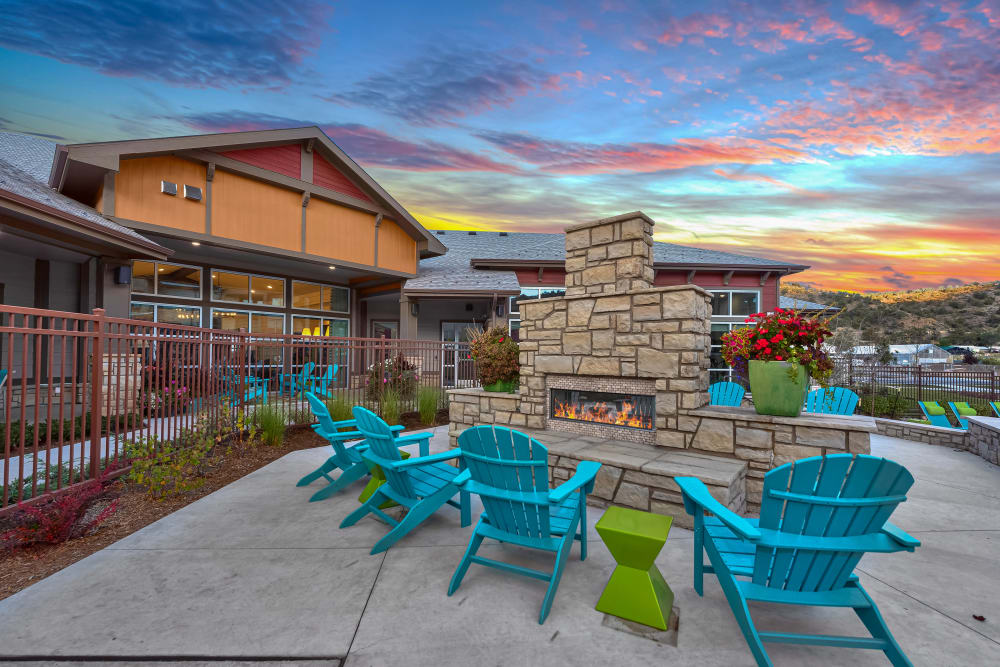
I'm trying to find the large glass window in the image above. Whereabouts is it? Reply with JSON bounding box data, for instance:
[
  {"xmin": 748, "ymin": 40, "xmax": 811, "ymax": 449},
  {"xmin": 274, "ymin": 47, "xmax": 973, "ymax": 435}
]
[
  {"xmin": 212, "ymin": 270, "xmax": 284, "ymax": 306},
  {"xmin": 710, "ymin": 322, "xmax": 734, "ymax": 383},
  {"xmin": 292, "ymin": 316, "xmax": 349, "ymax": 337},
  {"xmin": 131, "ymin": 261, "xmax": 201, "ymax": 299},
  {"xmin": 129, "ymin": 302, "xmax": 201, "ymax": 326},
  {"xmin": 372, "ymin": 321, "xmax": 399, "ymax": 339},
  {"xmin": 711, "ymin": 290, "xmax": 759, "ymax": 318},
  {"xmin": 292, "ymin": 281, "xmax": 349, "ymax": 313},
  {"xmin": 251, "ymin": 276, "xmax": 284, "ymax": 307},
  {"xmin": 212, "ymin": 308, "xmax": 250, "ymax": 331},
  {"xmin": 508, "ymin": 286, "xmax": 565, "ymax": 342},
  {"xmin": 251, "ymin": 312, "xmax": 285, "ymax": 336}
]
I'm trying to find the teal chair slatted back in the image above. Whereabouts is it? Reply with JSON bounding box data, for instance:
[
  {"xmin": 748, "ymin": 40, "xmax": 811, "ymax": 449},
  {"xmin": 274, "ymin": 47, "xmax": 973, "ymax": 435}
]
[
  {"xmin": 352, "ymin": 406, "xmax": 415, "ymax": 498},
  {"xmin": 299, "ymin": 361, "xmax": 316, "ymax": 386},
  {"xmin": 708, "ymin": 381, "xmax": 745, "ymax": 407},
  {"xmin": 306, "ymin": 392, "xmax": 351, "ymax": 463},
  {"xmin": 458, "ymin": 425, "xmax": 552, "ymax": 539},
  {"xmin": 804, "ymin": 387, "xmax": 859, "ymax": 415},
  {"xmin": 918, "ymin": 401, "xmax": 955, "ymax": 428},
  {"xmin": 754, "ymin": 453, "xmax": 914, "ymax": 593}
]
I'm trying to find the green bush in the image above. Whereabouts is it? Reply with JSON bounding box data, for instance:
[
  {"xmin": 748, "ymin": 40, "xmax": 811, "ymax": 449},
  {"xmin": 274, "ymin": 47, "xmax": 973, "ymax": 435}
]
[
  {"xmin": 325, "ymin": 396, "xmax": 354, "ymax": 423},
  {"xmin": 253, "ymin": 405, "xmax": 286, "ymax": 447},
  {"xmin": 379, "ymin": 388, "xmax": 402, "ymax": 425},
  {"xmin": 858, "ymin": 389, "xmax": 912, "ymax": 419},
  {"xmin": 468, "ymin": 326, "xmax": 519, "ymax": 387},
  {"xmin": 288, "ymin": 407, "xmax": 313, "ymax": 425},
  {"xmin": 417, "ymin": 387, "xmax": 441, "ymax": 425},
  {"xmin": 366, "ymin": 353, "xmax": 418, "ymax": 402},
  {"xmin": 125, "ymin": 431, "xmax": 214, "ymax": 499}
]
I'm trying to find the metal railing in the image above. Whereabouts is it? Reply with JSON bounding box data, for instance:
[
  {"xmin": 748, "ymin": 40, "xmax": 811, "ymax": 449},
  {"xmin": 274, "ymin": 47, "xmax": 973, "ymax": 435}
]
[
  {"xmin": 1, "ymin": 304, "xmax": 476, "ymax": 514},
  {"xmin": 832, "ymin": 357, "xmax": 999, "ymax": 418}
]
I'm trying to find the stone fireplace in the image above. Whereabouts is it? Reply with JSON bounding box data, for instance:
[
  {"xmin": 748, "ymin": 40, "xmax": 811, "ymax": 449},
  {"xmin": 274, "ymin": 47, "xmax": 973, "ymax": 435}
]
[{"xmin": 514, "ymin": 212, "xmax": 712, "ymax": 444}]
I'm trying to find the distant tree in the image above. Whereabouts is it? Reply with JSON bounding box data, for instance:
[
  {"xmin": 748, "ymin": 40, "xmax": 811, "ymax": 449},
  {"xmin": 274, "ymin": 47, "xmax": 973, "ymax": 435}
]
[{"xmin": 963, "ymin": 350, "xmax": 980, "ymax": 365}]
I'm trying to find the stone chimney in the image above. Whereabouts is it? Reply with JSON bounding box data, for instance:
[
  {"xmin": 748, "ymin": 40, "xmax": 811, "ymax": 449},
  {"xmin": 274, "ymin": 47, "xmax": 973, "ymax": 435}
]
[{"xmin": 564, "ymin": 211, "xmax": 656, "ymax": 297}]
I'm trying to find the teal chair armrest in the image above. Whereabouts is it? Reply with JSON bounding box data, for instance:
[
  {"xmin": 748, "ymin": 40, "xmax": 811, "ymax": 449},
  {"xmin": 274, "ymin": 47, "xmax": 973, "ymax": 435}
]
[
  {"xmin": 548, "ymin": 460, "xmax": 601, "ymax": 504},
  {"xmin": 881, "ymin": 521, "xmax": 920, "ymax": 550},
  {"xmin": 391, "ymin": 448, "xmax": 464, "ymax": 469},
  {"xmin": 676, "ymin": 477, "xmax": 761, "ymax": 540},
  {"xmin": 389, "ymin": 425, "xmax": 406, "ymax": 433}
]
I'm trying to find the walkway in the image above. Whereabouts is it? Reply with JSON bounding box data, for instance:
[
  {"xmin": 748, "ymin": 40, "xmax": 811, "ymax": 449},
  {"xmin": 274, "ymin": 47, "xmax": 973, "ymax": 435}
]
[{"xmin": 0, "ymin": 431, "xmax": 997, "ymax": 665}]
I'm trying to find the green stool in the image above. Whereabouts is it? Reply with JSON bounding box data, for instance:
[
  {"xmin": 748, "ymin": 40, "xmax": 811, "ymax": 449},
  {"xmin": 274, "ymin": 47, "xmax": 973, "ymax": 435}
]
[
  {"xmin": 358, "ymin": 449, "xmax": 410, "ymax": 509},
  {"xmin": 595, "ymin": 506, "xmax": 674, "ymax": 630}
]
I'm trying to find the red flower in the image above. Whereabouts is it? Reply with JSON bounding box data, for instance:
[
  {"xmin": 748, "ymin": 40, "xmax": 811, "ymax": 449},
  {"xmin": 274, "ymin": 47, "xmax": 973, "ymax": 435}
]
[{"xmin": 775, "ymin": 355, "xmax": 783, "ymax": 360}]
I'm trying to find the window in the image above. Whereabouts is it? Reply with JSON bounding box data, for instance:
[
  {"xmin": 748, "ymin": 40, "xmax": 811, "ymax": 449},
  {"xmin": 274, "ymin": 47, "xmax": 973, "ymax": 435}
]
[
  {"xmin": 130, "ymin": 301, "xmax": 201, "ymax": 326},
  {"xmin": 212, "ymin": 270, "xmax": 284, "ymax": 307},
  {"xmin": 292, "ymin": 281, "xmax": 349, "ymax": 313},
  {"xmin": 211, "ymin": 308, "xmax": 284, "ymax": 334},
  {"xmin": 372, "ymin": 321, "xmax": 399, "ymax": 339},
  {"xmin": 292, "ymin": 316, "xmax": 349, "ymax": 337},
  {"xmin": 710, "ymin": 290, "xmax": 759, "ymax": 318},
  {"xmin": 710, "ymin": 322, "xmax": 735, "ymax": 383},
  {"xmin": 131, "ymin": 261, "xmax": 201, "ymax": 299},
  {"xmin": 507, "ymin": 286, "xmax": 565, "ymax": 342}
]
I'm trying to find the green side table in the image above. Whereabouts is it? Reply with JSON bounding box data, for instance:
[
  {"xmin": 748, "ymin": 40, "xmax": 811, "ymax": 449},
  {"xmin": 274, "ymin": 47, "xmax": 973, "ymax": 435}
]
[
  {"xmin": 358, "ymin": 449, "xmax": 410, "ymax": 509},
  {"xmin": 595, "ymin": 506, "xmax": 674, "ymax": 630}
]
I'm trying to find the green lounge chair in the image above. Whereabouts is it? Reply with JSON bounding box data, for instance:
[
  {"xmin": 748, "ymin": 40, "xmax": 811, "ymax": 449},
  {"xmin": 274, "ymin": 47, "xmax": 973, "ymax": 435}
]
[
  {"xmin": 947, "ymin": 401, "xmax": 976, "ymax": 429},
  {"xmin": 678, "ymin": 454, "xmax": 920, "ymax": 666},
  {"xmin": 917, "ymin": 401, "xmax": 960, "ymax": 429},
  {"xmin": 990, "ymin": 401, "xmax": 1000, "ymax": 418}
]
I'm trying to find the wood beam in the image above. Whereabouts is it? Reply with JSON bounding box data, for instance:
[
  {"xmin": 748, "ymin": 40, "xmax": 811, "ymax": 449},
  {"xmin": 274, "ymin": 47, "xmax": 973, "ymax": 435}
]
[
  {"xmin": 759, "ymin": 271, "xmax": 772, "ymax": 286},
  {"xmin": 723, "ymin": 270, "xmax": 734, "ymax": 286},
  {"xmin": 537, "ymin": 267, "xmax": 544, "ymax": 281},
  {"xmin": 686, "ymin": 269, "xmax": 696, "ymax": 283}
]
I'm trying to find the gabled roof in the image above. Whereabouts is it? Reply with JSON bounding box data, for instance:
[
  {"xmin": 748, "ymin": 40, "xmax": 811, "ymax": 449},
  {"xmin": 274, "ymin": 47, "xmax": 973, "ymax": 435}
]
[
  {"xmin": 53, "ymin": 126, "xmax": 446, "ymax": 257},
  {"xmin": 406, "ymin": 229, "xmax": 807, "ymax": 292},
  {"xmin": 0, "ymin": 132, "xmax": 168, "ymax": 257}
]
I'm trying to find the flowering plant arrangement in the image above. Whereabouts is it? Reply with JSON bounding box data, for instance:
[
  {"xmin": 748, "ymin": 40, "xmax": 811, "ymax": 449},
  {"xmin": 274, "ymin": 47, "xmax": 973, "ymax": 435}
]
[
  {"xmin": 721, "ymin": 308, "xmax": 834, "ymax": 386},
  {"xmin": 365, "ymin": 353, "xmax": 418, "ymax": 401},
  {"xmin": 468, "ymin": 326, "xmax": 519, "ymax": 388}
]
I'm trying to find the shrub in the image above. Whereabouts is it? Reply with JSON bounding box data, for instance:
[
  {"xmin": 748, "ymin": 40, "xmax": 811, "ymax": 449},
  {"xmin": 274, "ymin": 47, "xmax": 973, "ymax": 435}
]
[
  {"xmin": 325, "ymin": 396, "xmax": 354, "ymax": 423},
  {"xmin": 417, "ymin": 386, "xmax": 441, "ymax": 425},
  {"xmin": 468, "ymin": 326, "xmax": 519, "ymax": 387},
  {"xmin": 253, "ymin": 405, "xmax": 286, "ymax": 447},
  {"xmin": 379, "ymin": 388, "xmax": 402, "ymax": 425},
  {"xmin": 858, "ymin": 389, "xmax": 911, "ymax": 419},
  {"xmin": 288, "ymin": 407, "xmax": 313, "ymax": 425},
  {"xmin": 1, "ymin": 474, "xmax": 119, "ymax": 550},
  {"xmin": 366, "ymin": 353, "xmax": 418, "ymax": 402},
  {"xmin": 126, "ymin": 430, "xmax": 214, "ymax": 499}
]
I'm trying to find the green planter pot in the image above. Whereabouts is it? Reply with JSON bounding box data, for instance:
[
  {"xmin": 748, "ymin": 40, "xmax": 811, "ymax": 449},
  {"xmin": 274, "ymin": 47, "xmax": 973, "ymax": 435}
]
[
  {"xmin": 748, "ymin": 360, "xmax": 809, "ymax": 417},
  {"xmin": 483, "ymin": 378, "xmax": 518, "ymax": 393}
]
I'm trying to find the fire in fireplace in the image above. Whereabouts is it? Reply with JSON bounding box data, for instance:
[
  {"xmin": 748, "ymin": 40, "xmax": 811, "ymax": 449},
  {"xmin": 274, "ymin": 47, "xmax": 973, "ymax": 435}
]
[{"xmin": 550, "ymin": 388, "xmax": 655, "ymax": 430}]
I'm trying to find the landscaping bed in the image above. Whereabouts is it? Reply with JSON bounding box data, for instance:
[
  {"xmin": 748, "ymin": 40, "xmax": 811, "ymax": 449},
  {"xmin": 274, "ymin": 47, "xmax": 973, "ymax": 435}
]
[{"xmin": 0, "ymin": 410, "xmax": 448, "ymax": 602}]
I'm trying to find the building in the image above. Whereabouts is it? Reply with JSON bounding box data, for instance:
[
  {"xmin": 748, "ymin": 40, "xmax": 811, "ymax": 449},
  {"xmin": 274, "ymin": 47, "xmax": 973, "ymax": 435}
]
[
  {"xmin": 779, "ymin": 295, "xmax": 839, "ymax": 314},
  {"xmin": 1, "ymin": 128, "xmax": 809, "ymax": 384},
  {"xmin": 848, "ymin": 343, "xmax": 953, "ymax": 365}
]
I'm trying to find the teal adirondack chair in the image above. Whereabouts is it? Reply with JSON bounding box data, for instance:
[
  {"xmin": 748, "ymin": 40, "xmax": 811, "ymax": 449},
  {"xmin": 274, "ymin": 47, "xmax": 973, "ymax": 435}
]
[
  {"xmin": 341, "ymin": 406, "xmax": 471, "ymax": 554},
  {"xmin": 449, "ymin": 425, "xmax": 601, "ymax": 624},
  {"xmin": 804, "ymin": 387, "xmax": 859, "ymax": 415},
  {"xmin": 990, "ymin": 401, "xmax": 1000, "ymax": 418},
  {"xmin": 677, "ymin": 454, "xmax": 920, "ymax": 667},
  {"xmin": 309, "ymin": 364, "xmax": 339, "ymax": 398},
  {"xmin": 282, "ymin": 361, "xmax": 316, "ymax": 396},
  {"xmin": 918, "ymin": 401, "xmax": 961, "ymax": 429},
  {"xmin": 296, "ymin": 392, "xmax": 404, "ymax": 502},
  {"xmin": 709, "ymin": 381, "xmax": 745, "ymax": 407},
  {"xmin": 220, "ymin": 369, "xmax": 268, "ymax": 404},
  {"xmin": 947, "ymin": 401, "xmax": 976, "ymax": 429}
]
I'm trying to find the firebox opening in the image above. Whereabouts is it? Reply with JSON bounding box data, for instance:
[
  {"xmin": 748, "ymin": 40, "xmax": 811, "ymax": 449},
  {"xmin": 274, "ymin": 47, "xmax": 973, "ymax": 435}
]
[{"xmin": 550, "ymin": 388, "xmax": 655, "ymax": 430}]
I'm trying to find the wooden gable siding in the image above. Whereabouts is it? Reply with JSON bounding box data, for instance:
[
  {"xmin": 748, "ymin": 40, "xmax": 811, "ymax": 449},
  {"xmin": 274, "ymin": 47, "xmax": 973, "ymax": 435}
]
[
  {"xmin": 305, "ymin": 197, "xmax": 376, "ymax": 265},
  {"xmin": 217, "ymin": 144, "xmax": 301, "ymax": 180},
  {"xmin": 211, "ymin": 170, "xmax": 300, "ymax": 251},
  {"xmin": 313, "ymin": 152, "xmax": 371, "ymax": 202},
  {"xmin": 116, "ymin": 156, "xmax": 206, "ymax": 233},
  {"xmin": 377, "ymin": 218, "xmax": 417, "ymax": 273}
]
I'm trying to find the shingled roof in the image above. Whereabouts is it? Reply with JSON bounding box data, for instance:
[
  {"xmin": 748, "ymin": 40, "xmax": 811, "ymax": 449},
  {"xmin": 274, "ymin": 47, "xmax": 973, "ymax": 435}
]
[
  {"xmin": 0, "ymin": 132, "xmax": 164, "ymax": 250},
  {"xmin": 406, "ymin": 229, "xmax": 806, "ymax": 292}
]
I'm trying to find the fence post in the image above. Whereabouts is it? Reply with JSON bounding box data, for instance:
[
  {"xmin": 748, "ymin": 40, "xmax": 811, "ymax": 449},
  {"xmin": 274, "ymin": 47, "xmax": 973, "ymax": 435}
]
[
  {"xmin": 991, "ymin": 369, "xmax": 997, "ymax": 403},
  {"xmin": 916, "ymin": 365, "xmax": 923, "ymax": 403},
  {"xmin": 89, "ymin": 308, "xmax": 106, "ymax": 480}
]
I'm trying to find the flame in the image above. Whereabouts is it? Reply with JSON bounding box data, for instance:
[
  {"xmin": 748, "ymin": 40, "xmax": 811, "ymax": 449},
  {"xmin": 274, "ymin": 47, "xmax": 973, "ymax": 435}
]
[{"xmin": 553, "ymin": 398, "xmax": 653, "ymax": 429}]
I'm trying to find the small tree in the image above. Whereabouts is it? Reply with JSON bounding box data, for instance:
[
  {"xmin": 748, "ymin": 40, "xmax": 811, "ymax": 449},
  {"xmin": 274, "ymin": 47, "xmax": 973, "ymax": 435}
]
[{"xmin": 468, "ymin": 326, "xmax": 519, "ymax": 388}]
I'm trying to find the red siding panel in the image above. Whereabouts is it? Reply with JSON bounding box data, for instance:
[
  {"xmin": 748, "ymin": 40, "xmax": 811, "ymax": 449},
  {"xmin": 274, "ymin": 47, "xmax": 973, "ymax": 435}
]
[
  {"xmin": 218, "ymin": 144, "xmax": 301, "ymax": 180},
  {"xmin": 515, "ymin": 269, "xmax": 566, "ymax": 286},
  {"xmin": 655, "ymin": 270, "xmax": 779, "ymax": 312},
  {"xmin": 314, "ymin": 153, "xmax": 371, "ymax": 202}
]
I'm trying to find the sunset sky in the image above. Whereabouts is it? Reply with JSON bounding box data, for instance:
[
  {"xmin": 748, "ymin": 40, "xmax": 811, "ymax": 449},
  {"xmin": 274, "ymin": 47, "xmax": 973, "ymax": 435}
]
[{"xmin": 1, "ymin": 1, "xmax": 998, "ymax": 291}]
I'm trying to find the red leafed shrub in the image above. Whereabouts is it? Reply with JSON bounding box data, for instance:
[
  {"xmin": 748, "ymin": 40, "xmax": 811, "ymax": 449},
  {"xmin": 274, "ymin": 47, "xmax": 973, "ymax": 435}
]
[
  {"xmin": 1, "ymin": 475, "xmax": 119, "ymax": 550},
  {"xmin": 468, "ymin": 326, "xmax": 520, "ymax": 386}
]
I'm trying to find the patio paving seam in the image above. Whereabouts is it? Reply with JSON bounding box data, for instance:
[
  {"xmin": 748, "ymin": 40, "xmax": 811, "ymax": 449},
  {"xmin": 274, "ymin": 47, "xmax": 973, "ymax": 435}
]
[
  {"xmin": 857, "ymin": 566, "xmax": 1000, "ymax": 647},
  {"xmin": 344, "ymin": 550, "xmax": 388, "ymax": 662}
]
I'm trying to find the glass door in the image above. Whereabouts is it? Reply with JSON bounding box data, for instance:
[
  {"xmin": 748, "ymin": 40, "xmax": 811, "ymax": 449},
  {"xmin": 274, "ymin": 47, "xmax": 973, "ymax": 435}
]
[{"xmin": 441, "ymin": 322, "xmax": 480, "ymax": 387}]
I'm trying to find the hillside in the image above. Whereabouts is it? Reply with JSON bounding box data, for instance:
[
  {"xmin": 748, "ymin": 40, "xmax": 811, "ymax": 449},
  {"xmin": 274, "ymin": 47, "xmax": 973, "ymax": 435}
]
[{"xmin": 780, "ymin": 281, "xmax": 1000, "ymax": 346}]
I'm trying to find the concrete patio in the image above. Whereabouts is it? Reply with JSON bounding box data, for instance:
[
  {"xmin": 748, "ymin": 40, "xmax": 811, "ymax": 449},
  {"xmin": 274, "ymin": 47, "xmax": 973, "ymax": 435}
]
[{"xmin": 0, "ymin": 430, "xmax": 998, "ymax": 665}]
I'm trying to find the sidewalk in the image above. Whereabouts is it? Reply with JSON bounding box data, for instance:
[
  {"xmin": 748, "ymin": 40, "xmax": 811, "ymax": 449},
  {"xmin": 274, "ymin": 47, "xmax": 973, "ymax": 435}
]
[{"xmin": 0, "ymin": 429, "xmax": 997, "ymax": 665}]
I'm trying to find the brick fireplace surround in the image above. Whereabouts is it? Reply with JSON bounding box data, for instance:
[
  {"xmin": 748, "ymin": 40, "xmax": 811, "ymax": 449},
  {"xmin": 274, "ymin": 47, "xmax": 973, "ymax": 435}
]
[{"xmin": 449, "ymin": 212, "xmax": 874, "ymax": 520}]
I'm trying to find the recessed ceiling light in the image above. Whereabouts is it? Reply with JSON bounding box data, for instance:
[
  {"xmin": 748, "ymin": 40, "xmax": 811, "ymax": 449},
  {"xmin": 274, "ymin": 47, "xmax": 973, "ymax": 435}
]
[
  {"xmin": 158, "ymin": 268, "xmax": 164, "ymax": 272},
  {"xmin": 267, "ymin": 285, "xmax": 273, "ymax": 289},
  {"xmin": 328, "ymin": 266, "xmax": 336, "ymax": 270},
  {"xmin": 191, "ymin": 241, "xmax": 201, "ymax": 246}
]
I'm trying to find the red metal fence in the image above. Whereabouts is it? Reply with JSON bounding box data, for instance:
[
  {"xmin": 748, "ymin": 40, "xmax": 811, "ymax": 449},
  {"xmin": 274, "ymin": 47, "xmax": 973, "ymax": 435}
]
[
  {"xmin": 833, "ymin": 357, "xmax": 999, "ymax": 418},
  {"xmin": 1, "ymin": 304, "xmax": 476, "ymax": 515}
]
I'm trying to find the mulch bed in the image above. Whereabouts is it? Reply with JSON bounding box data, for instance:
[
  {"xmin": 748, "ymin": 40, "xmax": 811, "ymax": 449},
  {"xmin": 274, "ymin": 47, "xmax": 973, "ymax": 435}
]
[{"xmin": 0, "ymin": 410, "xmax": 448, "ymax": 602}]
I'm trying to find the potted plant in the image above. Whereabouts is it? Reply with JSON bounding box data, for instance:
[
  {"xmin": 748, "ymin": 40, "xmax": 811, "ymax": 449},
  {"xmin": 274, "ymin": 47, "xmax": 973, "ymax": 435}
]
[
  {"xmin": 721, "ymin": 308, "xmax": 834, "ymax": 417},
  {"xmin": 468, "ymin": 326, "xmax": 519, "ymax": 393}
]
